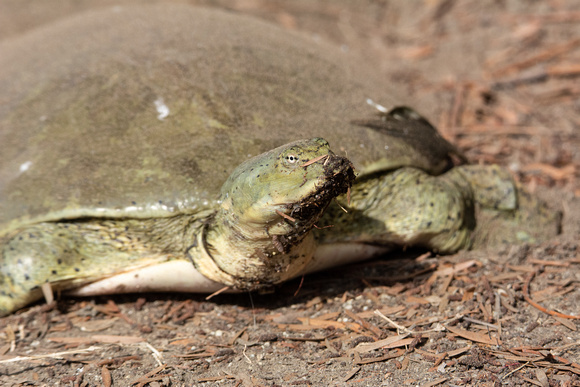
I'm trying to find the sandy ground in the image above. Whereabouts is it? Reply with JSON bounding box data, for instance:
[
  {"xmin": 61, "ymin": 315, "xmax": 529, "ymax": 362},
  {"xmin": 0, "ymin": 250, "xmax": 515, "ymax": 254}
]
[{"xmin": 0, "ymin": 1, "xmax": 579, "ymax": 386}]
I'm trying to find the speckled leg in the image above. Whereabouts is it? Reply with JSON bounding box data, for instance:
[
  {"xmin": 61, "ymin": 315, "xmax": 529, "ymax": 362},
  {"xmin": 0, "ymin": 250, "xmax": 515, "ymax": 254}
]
[
  {"xmin": 1, "ymin": 223, "xmax": 91, "ymax": 315},
  {"xmin": 319, "ymin": 167, "xmax": 475, "ymax": 253},
  {"xmin": 319, "ymin": 164, "xmax": 559, "ymax": 253},
  {"xmin": 359, "ymin": 167, "xmax": 477, "ymax": 253},
  {"xmin": 0, "ymin": 219, "xmax": 188, "ymax": 316}
]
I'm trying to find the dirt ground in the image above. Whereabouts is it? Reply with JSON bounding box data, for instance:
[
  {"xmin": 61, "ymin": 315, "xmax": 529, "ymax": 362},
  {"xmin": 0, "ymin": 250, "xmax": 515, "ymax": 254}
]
[{"xmin": 1, "ymin": 1, "xmax": 579, "ymax": 386}]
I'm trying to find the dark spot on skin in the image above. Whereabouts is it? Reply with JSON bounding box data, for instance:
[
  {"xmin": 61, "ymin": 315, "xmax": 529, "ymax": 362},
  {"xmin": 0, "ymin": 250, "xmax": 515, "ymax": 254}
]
[
  {"xmin": 75, "ymin": 268, "xmax": 80, "ymax": 272},
  {"xmin": 430, "ymin": 202, "xmax": 434, "ymax": 207},
  {"xmin": 426, "ymin": 221, "xmax": 432, "ymax": 228},
  {"xmin": 24, "ymin": 274, "xmax": 30, "ymax": 281},
  {"xmin": 416, "ymin": 179, "xmax": 420, "ymax": 185},
  {"xmin": 57, "ymin": 259, "xmax": 62, "ymax": 265},
  {"xmin": 51, "ymin": 270, "xmax": 57, "ymax": 275},
  {"xmin": 178, "ymin": 158, "xmax": 202, "ymax": 179},
  {"xmin": 132, "ymin": 201, "xmax": 137, "ymax": 205},
  {"xmin": 448, "ymin": 215, "xmax": 454, "ymax": 221},
  {"xmin": 17, "ymin": 259, "xmax": 22, "ymax": 265}
]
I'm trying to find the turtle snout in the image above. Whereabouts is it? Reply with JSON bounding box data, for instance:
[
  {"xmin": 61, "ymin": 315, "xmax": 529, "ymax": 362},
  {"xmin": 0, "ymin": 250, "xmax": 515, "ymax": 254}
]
[
  {"xmin": 323, "ymin": 154, "xmax": 356, "ymax": 193},
  {"xmin": 283, "ymin": 153, "xmax": 354, "ymax": 226}
]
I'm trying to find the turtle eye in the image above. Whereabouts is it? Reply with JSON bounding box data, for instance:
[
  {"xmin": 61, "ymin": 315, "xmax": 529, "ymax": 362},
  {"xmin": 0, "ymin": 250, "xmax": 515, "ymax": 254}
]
[{"xmin": 285, "ymin": 154, "xmax": 299, "ymax": 164}]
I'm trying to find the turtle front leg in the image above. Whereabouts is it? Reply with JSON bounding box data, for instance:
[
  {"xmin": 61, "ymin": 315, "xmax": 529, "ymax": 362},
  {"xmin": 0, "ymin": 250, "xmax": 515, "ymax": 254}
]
[
  {"xmin": 317, "ymin": 165, "xmax": 560, "ymax": 254},
  {"xmin": 0, "ymin": 219, "xmax": 185, "ymax": 316},
  {"xmin": 0, "ymin": 223, "xmax": 93, "ymax": 316},
  {"xmin": 328, "ymin": 167, "xmax": 475, "ymax": 253}
]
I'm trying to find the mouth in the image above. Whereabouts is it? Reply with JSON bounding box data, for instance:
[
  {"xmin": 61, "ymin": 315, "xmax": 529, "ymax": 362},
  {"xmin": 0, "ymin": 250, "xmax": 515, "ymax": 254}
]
[
  {"xmin": 284, "ymin": 152, "xmax": 355, "ymax": 226},
  {"xmin": 263, "ymin": 152, "xmax": 354, "ymax": 256}
]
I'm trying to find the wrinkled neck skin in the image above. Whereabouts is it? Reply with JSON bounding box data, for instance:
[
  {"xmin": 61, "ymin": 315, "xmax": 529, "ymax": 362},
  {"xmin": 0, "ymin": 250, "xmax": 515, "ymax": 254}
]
[
  {"xmin": 190, "ymin": 138, "xmax": 354, "ymax": 290},
  {"xmin": 202, "ymin": 202, "xmax": 317, "ymax": 289}
]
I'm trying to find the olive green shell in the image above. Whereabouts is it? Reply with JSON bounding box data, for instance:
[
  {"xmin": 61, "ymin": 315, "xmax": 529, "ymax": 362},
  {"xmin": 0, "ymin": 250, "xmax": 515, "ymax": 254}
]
[{"xmin": 0, "ymin": 5, "xmax": 457, "ymax": 235}]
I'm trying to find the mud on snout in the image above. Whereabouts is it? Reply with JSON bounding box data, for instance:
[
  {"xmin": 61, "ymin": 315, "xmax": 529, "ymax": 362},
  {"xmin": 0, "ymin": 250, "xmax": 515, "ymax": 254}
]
[{"xmin": 285, "ymin": 153, "xmax": 355, "ymax": 225}]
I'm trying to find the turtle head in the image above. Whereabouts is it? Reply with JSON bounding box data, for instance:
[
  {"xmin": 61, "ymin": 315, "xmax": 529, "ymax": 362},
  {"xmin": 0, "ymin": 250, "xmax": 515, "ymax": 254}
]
[
  {"xmin": 198, "ymin": 138, "xmax": 355, "ymax": 289},
  {"xmin": 219, "ymin": 137, "xmax": 355, "ymax": 238}
]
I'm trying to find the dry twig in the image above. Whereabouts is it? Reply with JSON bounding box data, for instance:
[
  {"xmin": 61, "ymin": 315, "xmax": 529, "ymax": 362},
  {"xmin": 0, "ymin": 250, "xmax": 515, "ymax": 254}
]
[{"xmin": 523, "ymin": 272, "xmax": 580, "ymax": 320}]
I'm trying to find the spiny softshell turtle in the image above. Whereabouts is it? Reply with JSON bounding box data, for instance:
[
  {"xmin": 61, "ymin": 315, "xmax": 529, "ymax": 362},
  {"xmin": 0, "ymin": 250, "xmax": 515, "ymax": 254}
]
[{"xmin": 0, "ymin": 5, "xmax": 559, "ymax": 316}]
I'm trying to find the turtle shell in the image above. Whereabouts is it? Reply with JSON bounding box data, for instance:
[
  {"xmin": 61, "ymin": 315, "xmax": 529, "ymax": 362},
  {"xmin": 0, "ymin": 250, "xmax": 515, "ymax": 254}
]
[{"xmin": 0, "ymin": 4, "xmax": 458, "ymax": 235}]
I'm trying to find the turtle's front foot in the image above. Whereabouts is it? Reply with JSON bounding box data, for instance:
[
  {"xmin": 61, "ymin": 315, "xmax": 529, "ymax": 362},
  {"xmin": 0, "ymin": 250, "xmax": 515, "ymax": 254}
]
[
  {"xmin": 359, "ymin": 167, "xmax": 475, "ymax": 253},
  {"xmin": 319, "ymin": 167, "xmax": 474, "ymax": 253},
  {"xmin": 320, "ymin": 165, "xmax": 560, "ymax": 254},
  {"xmin": 0, "ymin": 231, "xmax": 46, "ymax": 316},
  {"xmin": 0, "ymin": 224, "xmax": 74, "ymax": 316}
]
